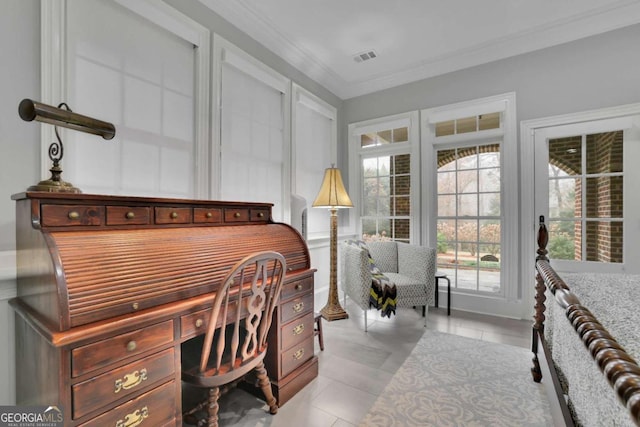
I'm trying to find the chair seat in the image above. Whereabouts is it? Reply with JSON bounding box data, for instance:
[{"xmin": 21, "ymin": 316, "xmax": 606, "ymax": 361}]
[
  {"xmin": 384, "ymin": 272, "xmax": 429, "ymax": 308},
  {"xmin": 182, "ymin": 350, "xmax": 267, "ymax": 388}
]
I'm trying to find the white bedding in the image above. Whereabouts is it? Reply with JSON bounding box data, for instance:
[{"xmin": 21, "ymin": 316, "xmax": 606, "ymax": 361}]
[{"xmin": 544, "ymin": 272, "xmax": 640, "ymax": 426}]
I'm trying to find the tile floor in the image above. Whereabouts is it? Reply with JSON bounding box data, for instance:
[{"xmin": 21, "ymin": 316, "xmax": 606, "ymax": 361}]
[{"xmin": 186, "ymin": 293, "xmax": 533, "ymax": 427}]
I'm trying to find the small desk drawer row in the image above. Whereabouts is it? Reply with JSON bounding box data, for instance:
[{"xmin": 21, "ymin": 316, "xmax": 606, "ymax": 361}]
[{"xmin": 40, "ymin": 204, "xmax": 270, "ymax": 227}]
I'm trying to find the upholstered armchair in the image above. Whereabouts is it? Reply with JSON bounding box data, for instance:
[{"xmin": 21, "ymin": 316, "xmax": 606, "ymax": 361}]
[{"xmin": 340, "ymin": 240, "xmax": 436, "ymax": 332}]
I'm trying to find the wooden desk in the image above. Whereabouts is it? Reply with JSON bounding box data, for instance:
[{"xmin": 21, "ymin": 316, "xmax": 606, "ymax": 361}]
[{"xmin": 10, "ymin": 192, "xmax": 318, "ymax": 426}]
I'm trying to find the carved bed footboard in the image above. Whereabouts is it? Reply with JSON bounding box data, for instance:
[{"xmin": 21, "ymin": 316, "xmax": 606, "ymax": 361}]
[{"xmin": 531, "ymin": 217, "xmax": 640, "ymax": 426}]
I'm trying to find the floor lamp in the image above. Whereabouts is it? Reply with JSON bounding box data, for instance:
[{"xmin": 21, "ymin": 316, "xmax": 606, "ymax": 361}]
[{"xmin": 312, "ymin": 166, "xmax": 353, "ymax": 321}]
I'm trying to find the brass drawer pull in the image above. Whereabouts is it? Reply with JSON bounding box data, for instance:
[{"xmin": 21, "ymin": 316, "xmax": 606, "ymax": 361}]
[
  {"xmin": 114, "ymin": 368, "xmax": 148, "ymax": 394},
  {"xmin": 292, "ymin": 302, "xmax": 304, "ymax": 313},
  {"xmin": 68, "ymin": 211, "xmax": 80, "ymax": 220},
  {"xmin": 293, "ymin": 348, "xmax": 305, "ymax": 360},
  {"xmin": 115, "ymin": 406, "xmax": 149, "ymax": 427},
  {"xmin": 126, "ymin": 341, "xmax": 137, "ymax": 352},
  {"xmin": 205, "ymin": 212, "xmax": 213, "ymax": 218},
  {"xmin": 293, "ymin": 323, "xmax": 305, "ymax": 335},
  {"xmin": 125, "ymin": 211, "xmax": 135, "ymax": 219},
  {"xmin": 132, "ymin": 302, "xmax": 139, "ymax": 310},
  {"xmin": 234, "ymin": 212, "xmax": 241, "ymax": 218},
  {"xmin": 295, "ymin": 284, "xmax": 302, "ymax": 291},
  {"xmin": 170, "ymin": 212, "xmax": 178, "ymax": 219},
  {"xmin": 195, "ymin": 319, "xmax": 203, "ymax": 328},
  {"xmin": 257, "ymin": 212, "xmax": 264, "ymax": 218}
]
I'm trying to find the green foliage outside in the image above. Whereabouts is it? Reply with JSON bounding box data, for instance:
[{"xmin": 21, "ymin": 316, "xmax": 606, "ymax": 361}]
[{"xmin": 437, "ymin": 232, "xmax": 448, "ymax": 253}]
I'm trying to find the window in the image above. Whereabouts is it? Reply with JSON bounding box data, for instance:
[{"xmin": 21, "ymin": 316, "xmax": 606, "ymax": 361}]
[
  {"xmin": 435, "ymin": 112, "xmax": 500, "ymax": 136},
  {"xmin": 547, "ymin": 132, "xmax": 623, "ymax": 262},
  {"xmin": 214, "ymin": 36, "xmax": 291, "ymax": 222},
  {"xmin": 524, "ymin": 105, "xmax": 640, "ymax": 288},
  {"xmin": 531, "ymin": 114, "xmax": 640, "ymax": 273},
  {"xmin": 362, "ymin": 153, "xmax": 411, "ymax": 242},
  {"xmin": 349, "ymin": 112, "xmax": 420, "ymax": 243},
  {"xmin": 43, "ymin": 0, "xmax": 209, "ymax": 198},
  {"xmin": 423, "ymin": 93, "xmax": 519, "ymax": 317},
  {"xmin": 436, "ymin": 143, "xmax": 501, "ymax": 293},
  {"xmin": 292, "ymin": 84, "xmax": 337, "ymax": 240}
]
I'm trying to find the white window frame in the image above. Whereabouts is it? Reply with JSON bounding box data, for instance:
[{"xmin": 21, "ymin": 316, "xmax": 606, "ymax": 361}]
[
  {"xmin": 348, "ymin": 111, "xmax": 421, "ymax": 243},
  {"xmin": 291, "ymin": 83, "xmax": 337, "ymax": 240},
  {"xmin": 41, "ymin": 0, "xmax": 210, "ymax": 198},
  {"xmin": 521, "ymin": 103, "xmax": 640, "ymax": 313},
  {"xmin": 422, "ymin": 92, "xmax": 521, "ymax": 318},
  {"xmin": 212, "ymin": 34, "xmax": 291, "ymax": 222}
]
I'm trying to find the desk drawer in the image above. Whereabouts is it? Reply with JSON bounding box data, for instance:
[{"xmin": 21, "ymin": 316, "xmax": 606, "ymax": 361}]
[
  {"xmin": 193, "ymin": 207, "xmax": 222, "ymax": 223},
  {"xmin": 41, "ymin": 204, "xmax": 103, "ymax": 227},
  {"xmin": 72, "ymin": 348, "xmax": 175, "ymax": 419},
  {"xmin": 180, "ymin": 300, "xmax": 244, "ymax": 339},
  {"xmin": 281, "ymin": 311, "xmax": 314, "ymax": 351},
  {"xmin": 280, "ymin": 292, "xmax": 313, "ymax": 324},
  {"xmin": 224, "ymin": 208, "xmax": 249, "ymax": 222},
  {"xmin": 280, "ymin": 277, "xmax": 314, "ymax": 301},
  {"xmin": 180, "ymin": 309, "xmax": 210, "ymax": 339},
  {"xmin": 78, "ymin": 380, "xmax": 176, "ymax": 427},
  {"xmin": 250, "ymin": 208, "xmax": 270, "ymax": 221},
  {"xmin": 281, "ymin": 338, "xmax": 314, "ymax": 377},
  {"xmin": 72, "ymin": 320, "xmax": 174, "ymax": 377},
  {"xmin": 106, "ymin": 206, "xmax": 150, "ymax": 225},
  {"xmin": 154, "ymin": 207, "xmax": 191, "ymax": 224}
]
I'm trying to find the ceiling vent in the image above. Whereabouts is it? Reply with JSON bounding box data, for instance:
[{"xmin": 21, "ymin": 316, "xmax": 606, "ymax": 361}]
[{"xmin": 353, "ymin": 50, "xmax": 378, "ymax": 63}]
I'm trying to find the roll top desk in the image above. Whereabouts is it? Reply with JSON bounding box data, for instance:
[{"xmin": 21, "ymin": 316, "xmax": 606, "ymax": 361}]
[{"xmin": 10, "ymin": 192, "xmax": 318, "ymax": 426}]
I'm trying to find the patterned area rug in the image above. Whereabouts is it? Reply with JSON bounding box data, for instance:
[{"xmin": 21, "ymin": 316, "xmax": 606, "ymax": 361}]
[{"xmin": 360, "ymin": 330, "xmax": 553, "ymax": 427}]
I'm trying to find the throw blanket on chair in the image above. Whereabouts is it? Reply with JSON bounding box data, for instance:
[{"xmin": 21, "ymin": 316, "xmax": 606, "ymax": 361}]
[
  {"xmin": 346, "ymin": 240, "xmax": 397, "ymax": 318},
  {"xmin": 370, "ymin": 275, "xmax": 397, "ymax": 318}
]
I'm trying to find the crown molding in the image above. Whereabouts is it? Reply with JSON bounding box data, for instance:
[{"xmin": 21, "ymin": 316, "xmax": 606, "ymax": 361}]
[
  {"xmin": 200, "ymin": 0, "xmax": 640, "ymax": 100},
  {"xmin": 199, "ymin": 0, "xmax": 345, "ymax": 97}
]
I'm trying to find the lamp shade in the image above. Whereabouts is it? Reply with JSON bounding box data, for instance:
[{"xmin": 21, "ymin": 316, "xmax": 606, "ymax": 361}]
[{"xmin": 312, "ymin": 167, "xmax": 353, "ymax": 209}]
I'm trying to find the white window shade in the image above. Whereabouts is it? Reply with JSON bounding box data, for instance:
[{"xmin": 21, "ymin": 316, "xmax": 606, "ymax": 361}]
[
  {"xmin": 295, "ymin": 101, "xmax": 333, "ymax": 237},
  {"xmin": 220, "ymin": 63, "xmax": 286, "ymax": 221},
  {"xmin": 221, "ymin": 48, "xmax": 289, "ymax": 94},
  {"xmin": 62, "ymin": 0, "xmax": 201, "ymax": 198},
  {"xmin": 295, "ymin": 90, "xmax": 336, "ymax": 121}
]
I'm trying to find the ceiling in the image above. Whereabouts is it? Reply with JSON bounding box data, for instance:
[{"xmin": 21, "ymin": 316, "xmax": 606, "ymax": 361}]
[{"xmin": 199, "ymin": 0, "xmax": 640, "ymax": 99}]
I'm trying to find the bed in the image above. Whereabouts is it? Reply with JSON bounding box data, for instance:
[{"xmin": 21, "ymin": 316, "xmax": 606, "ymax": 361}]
[{"xmin": 531, "ymin": 218, "xmax": 640, "ymax": 426}]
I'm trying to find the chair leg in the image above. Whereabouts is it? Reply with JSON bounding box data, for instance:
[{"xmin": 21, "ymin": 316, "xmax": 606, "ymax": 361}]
[
  {"xmin": 314, "ymin": 313, "xmax": 324, "ymax": 351},
  {"xmin": 423, "ymin": 305, "xmax": 428, "ymax": 328},
  {"xmin": 255, "ymin": 361, "xmax": 278, "ymax": 414},
  {"xmin": 364, "ymin": 309, "xmax": 368, "ymax": 332},
  {"xmin": 206, "ymin": 387, "xmax": 220, "ymax": 427}
]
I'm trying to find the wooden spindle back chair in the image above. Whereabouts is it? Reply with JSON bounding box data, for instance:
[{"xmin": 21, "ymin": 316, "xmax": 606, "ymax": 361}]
[{"xmin": 181, "ymin": 251, "xmax": 287, "ymax": 427}]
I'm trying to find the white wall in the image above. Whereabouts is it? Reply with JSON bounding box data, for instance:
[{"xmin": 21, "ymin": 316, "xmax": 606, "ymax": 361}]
[{"xmin": 0, "ymin": 0, "xmax": 40, "ymax": 405}]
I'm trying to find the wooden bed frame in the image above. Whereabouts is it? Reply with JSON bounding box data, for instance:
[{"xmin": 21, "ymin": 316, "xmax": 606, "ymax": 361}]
[{"xmin": 531, "ymin": 217, "xmax": 640, "ymax": 426}]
